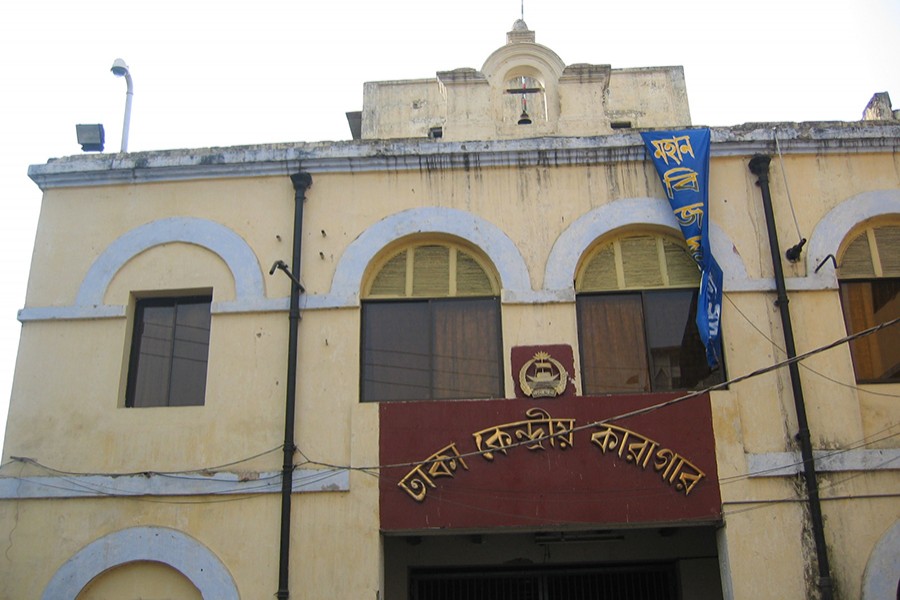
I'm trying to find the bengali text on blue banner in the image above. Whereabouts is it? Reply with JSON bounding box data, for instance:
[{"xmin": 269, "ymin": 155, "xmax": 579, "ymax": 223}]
[{"xmin": 640, "ymin": 128, "xmax": 722, "ymax": 367}]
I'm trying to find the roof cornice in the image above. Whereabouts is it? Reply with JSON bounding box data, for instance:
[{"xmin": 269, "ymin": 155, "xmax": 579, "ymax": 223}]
[{"xmin": 27, "ymin": 122, "xmax": 900, "ymax": 190}]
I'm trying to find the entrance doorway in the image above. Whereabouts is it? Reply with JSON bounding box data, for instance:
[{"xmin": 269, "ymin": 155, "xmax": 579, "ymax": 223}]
[{"xmin": 384, "ymin": 527, "xmax": 723, "ymax": 600}]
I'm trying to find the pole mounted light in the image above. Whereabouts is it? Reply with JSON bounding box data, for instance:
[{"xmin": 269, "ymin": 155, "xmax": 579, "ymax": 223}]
[{"xmin": 110, "ymin": 58, "xmax": 133, "ymax": 153}]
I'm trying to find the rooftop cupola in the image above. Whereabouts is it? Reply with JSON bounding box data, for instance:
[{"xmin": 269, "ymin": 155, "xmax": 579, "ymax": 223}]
[
  {"xmin": 507, "ymin": 19, "xmax": 536, "ymax": 44},
  {"xmin": 357, "ymin": 22, "xmax": 692, "ymax": 141}
]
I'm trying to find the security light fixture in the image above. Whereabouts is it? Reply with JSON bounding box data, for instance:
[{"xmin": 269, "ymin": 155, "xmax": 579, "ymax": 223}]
[
  {"xmin": 110, "ymin": 58, "xmax": 133, "ymax": 152},
  {"xmin": 785, "ymin": 238, "xmax": 807, "ymax": 262},
  {"xmin": 110, "ymin": 58, "xmax": 129, "ymax": 77},
  {"xmin": 345, "ymin": 111, "xmax": 362, "ymax": 140},
  {"xmin": 75, "ymin": 124, "xmax": 105, "ymax": 152}
]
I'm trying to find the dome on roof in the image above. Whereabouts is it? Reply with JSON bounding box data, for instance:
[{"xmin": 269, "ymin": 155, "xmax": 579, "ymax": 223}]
[{"xmin": 512, "ymin": 19, "xmax": 529, "ymax": 31}]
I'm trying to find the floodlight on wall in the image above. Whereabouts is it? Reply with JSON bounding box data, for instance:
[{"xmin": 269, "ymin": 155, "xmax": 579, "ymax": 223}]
[
  {"xmin": 75, "ymin": 124, "xmax": 105, "ymax": 152},
  {"xmin": 110, "ymin": 58, "xmax": 133, "ymax": 152}
]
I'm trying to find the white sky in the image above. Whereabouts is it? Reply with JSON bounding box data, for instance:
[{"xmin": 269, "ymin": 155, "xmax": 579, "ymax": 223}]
[{"xmin": 0, "ymin": 0, "xmax": 898, "ymax": 452}]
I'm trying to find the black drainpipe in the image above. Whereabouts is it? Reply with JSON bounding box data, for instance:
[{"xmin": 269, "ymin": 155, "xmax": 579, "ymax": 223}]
[
  {"xmin": 276, "ymin": 171, "xmax": 312, "ymax": 600},
  {"xmin": 748, "ymin": 155, "xmax": 833, "ymax": 600}
]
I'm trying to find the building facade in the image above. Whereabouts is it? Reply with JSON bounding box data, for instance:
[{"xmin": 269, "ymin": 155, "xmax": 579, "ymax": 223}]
[{"xmin": 2, "ymin": 22, "xmax": 899, "ymax": 600}]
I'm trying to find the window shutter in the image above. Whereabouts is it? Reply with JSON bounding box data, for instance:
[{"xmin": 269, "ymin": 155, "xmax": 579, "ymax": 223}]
[
  {"xmin": 370, "ymin": 250, "xmax": 408, "ymax": 296},
  {"xmin": 367, "ymin": 242, "xmax": 497, "ymax": 299},
  {"xmin": 456, "ymin": 251, "xmax": 494, "ymax": 295},
  {"xmin": 875, "ymin": 226, "xmax": 900, "ymax": 276},
  {"xmin": 578, "ymin": 233, "xmax": 700, "ymax": 292},
  {"xmin": 412, "ymin": 245, "xmax": 450, "ymax": 296},
  {"xmin": 663, "ymin": 238, "xmax": 700, "ymax": 287},
  {"xmin": 580, "ymin": 245, "xmax": 618, "ymax": 291},
  {"xmin": 839, "ymin": 233, "xmax": 875, "ymax": 279},
  {"xmin": 621, "ymin": 235, "xmax": 664, "ymax": 288}
]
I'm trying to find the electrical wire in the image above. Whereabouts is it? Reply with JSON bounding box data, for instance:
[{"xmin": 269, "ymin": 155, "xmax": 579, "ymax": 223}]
[
  {"xmin": 1, "ymin": 445, "xmax": 349, "ymax": 505},
  {"xmin": 1, "ymin": 467, "xmax": 339, "ymax": 506},
  {"xmin": 717, "ymin": 428, "xmax": 900, "ymax": 484},
  {"xmin": 773, "ymin": 127, "xmax": 804, "ymax": 241},
  {"xmin": 723, "ymin": 492, "xmax": 900, "ymax": 518},
  {"xmin": 4, "ymin": 444, "xmax": 283, "ymax": 478},
  {"xmin": 294, "ymin": 428, "xmax": 899, "ymax": 502},
  {"xmin": 816, "ymin": 451, "xmax": 900, "ymax": 491},
  {"xmin": 288, "ymin": 432, "xmax": 900, "ymax": 529},
  {"xmin": 304, "ymin": 314, "xmax": 900, "ymax": 474},
  {"xmin": 723, "ymin": 292, "xmax": 900, "ymax": 399},
  {"xmin": 4, "ymin": 316, "xmax": 896, "ymax": 510},
  {"xmin": 292, "ymin": 315, "xmax": 900, "ymax": 478},
  {"xmin": 296, "ymin": 439, "xmax": 900, "ymax": 530}
]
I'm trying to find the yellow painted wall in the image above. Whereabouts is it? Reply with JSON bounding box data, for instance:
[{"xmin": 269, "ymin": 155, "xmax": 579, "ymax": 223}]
[{"xmin": 1, "ymin": 137, "xmax": 898, "ymax": 599}]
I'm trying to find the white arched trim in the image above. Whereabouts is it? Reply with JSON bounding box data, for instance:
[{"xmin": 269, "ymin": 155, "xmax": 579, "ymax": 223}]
[
  {"xmin": 77, "ymin": 217, "xmax": 264, "ymax": 305},
  {"xmin": 543, "ymin": 198, "xmax": 748, "ymax": 294},
  {"xmin": 481, "ymin": 42, "xmax": 566, "ymax": 84},
  {"xmin": 862, "ymin": 519, "xmax": 899, "ymax": 600},
  {"xmin": 19, "ymin": 217, "xmax": 278, "ymax": 321},
  {"xmin": 807, "ymin": 190, "xmax": 900, "ymax": 289},
  {"xmin": 327, "ymin": 207, "xmax": 532, "ymax": 306},
  {"xmin": 42, "ymin": 526, "xmax": 239, "ymax": 600}
]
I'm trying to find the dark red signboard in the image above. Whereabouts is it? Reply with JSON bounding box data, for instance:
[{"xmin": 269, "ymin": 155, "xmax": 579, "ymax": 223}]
[{"xmin": 379, "ymin": 393, "xmax": 721, "ymax": 531}]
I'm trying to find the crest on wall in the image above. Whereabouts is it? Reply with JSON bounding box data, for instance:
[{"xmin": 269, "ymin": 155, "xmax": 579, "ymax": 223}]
[{"xmin": 519, "ymin": 351, "xmax": 568, "ymax": 398}]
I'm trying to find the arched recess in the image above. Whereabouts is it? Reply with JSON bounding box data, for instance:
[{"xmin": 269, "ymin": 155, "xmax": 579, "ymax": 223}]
[
  {"xmin": 77, "ymin": 217, "xmax": 265, "ymax": 306},
  {"xmin": 861, "ymin": 519, "xmax": 899, "ymax": 599},
  {"xmin": 807, "ymin": 190, "xmax": 900, "ymax": 289},
  {"xmin": 77, "ymin": 560, "xmax": 201, "ymax": 599},
  {"xmin": 42, "ymin": 526, "xmax": 239, "ymax": 600},
  {"xmin": 481, "ymin": 36, "xmax": 566, "ymax": 88},
  {"xmin": 544, "ymin": 198, "xmax": 746, "ymax": 293},
  {"xmin": 329, "ymin": 207, "xmax": 531, "ymax": 306},
  {"xmin": 481, "ymin": 31, "xmax": 566, "ymax": 130}
]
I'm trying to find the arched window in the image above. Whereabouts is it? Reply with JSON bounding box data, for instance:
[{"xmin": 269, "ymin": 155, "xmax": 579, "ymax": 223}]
[
  {"xmin": 837, "ymin": 223, "xmax": 900, "ymax": 383},
  {"xmin": 361, "ymin": 240, "xmax": 503, "ymax": 402},
  {"xmin": 575, "ymin": 232, "xmax": 724, "ymax": 394}
]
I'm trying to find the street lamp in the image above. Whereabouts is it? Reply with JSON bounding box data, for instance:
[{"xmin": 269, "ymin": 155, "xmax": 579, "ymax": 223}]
[{"xmin": 110, "ymin": 58, "xmax": 133, "ymax": 152}]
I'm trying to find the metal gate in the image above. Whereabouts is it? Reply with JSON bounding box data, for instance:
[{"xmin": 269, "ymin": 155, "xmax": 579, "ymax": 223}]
[{"xmin": 410, "ymin": 564, "xmax": 677, "ymax": 600}]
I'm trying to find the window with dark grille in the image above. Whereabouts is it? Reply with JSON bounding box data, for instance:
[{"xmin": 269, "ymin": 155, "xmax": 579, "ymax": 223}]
[
  {"xmin": 576, "ymin": 232, "xmax": 723, "ymax": 394},
  {"xmin": 410, "ymin": 564, "xmax": 676, "ymax": 600},
  {"xmin": 838, "ymin": 224, "xmax": 900, "ymax": 383},
  {"xmin": 361, "ymin": 242, "xmax": 503, "ymax": 402},
  {"xmin": 125, "ymin": 295, "xmax": 212, "ymax": 407}
]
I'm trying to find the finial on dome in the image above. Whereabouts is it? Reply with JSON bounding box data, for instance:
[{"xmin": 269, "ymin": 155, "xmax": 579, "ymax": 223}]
[{"xmin": 507, "ymin": 19, "xmax": 535, "ymax": 44}]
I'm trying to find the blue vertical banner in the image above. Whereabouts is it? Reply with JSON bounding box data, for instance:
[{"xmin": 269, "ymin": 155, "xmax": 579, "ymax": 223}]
[{"xmin": 640, "ymin": 129, "xmax": 722, "ymax": 367}]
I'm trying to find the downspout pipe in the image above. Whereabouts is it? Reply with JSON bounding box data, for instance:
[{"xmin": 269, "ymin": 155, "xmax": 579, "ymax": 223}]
[
  {"xmin": 748, "ymin": 155, "xmax": 833, "ymax": 600},
  {"xmin": 277, "ymin": 171, "xmax": 312, "ymax": 600}
]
